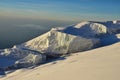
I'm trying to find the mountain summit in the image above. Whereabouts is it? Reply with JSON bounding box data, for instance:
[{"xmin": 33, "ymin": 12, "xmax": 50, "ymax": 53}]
[{"xmin": 0, "ymin": 21, "xmax": 120, "ymax": 69}]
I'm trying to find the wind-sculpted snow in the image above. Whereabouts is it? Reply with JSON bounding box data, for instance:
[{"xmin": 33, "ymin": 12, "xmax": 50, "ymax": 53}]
[
  {"xmin": 57, "ymin": 21, "xmax": 107, "ymax": 38},
  {"xmin": 0, "ymin": 20, "xmax": 120, "ymax": 69},
  {"xmin": 99, "ymin": 20, "xmax": 120, "ymax": 34},
  {"xmin": 0, "ymin": 47, "xmax": 46, "ymax": 69},
  {"xmin": 22, "ymin": 30, "xmax": 99, "ymax": 56},
  {"xmin": 21, "ymin": 21, "xmax": 110, "ymax": 56}
]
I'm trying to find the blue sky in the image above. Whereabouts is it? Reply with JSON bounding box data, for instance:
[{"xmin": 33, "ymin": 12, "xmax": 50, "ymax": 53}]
[{"xmin": 0, "ymin": 0, "xmax": 120, "ymax": 21}]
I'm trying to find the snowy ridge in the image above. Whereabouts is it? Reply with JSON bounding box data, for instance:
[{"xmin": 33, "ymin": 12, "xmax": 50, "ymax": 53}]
[
  {"xmin": 22, "ymin": 30, "xmax": 99, "ymax": 56},
  {"xmin": 0, "ymin": 20, "xmax": 120, "ymax": 69},
  {"xmin": 57, "ymin": 21, "xmax": 107, "ymax": 37},
  {"xmin": 113, "ymin": 20, "xmax": 120, "ymax": 24},
  {"xmin": 99, "ymin": 20, "xmax": 120, "ymax": 34}
]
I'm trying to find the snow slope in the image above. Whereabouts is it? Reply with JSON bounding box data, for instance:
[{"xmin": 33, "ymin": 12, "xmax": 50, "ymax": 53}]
[
  {"xmin": 57, "ymin": 21, "xmax": 107, "ymax": 37},
  {"xmin": 22, "ymin": 30, "xmax": 99, "ymax": 56},
  {"xmin": 1, "ymin": 42, "xmax": 120, "ymax": 80},
  {"xmin": 0, "ymin": 20, "xmax": 120, "ymax": 69},
  {"xmin": 0, "ymin": 48, "xmax": 46, "ymax": 69}
]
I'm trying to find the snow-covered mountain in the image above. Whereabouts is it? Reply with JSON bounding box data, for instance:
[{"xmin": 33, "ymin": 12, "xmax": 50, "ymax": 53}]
[
  {"xmin": 98, "ymin": 20, "xmax": 120, "ymax": 34},
  {"xmin": 21, "ymin": 30, "xmax": 99, "ymax": 56},
  {"xmin": 0, "ymin": 20, "xmax": 120, "ymax": 69},
  {"xmin": 20, "ymin": 21, "xmax": 108, "ymax": 56},
  {"xmin": 57, "ymin": 21, "xmax": 107, "ymax": 37}
]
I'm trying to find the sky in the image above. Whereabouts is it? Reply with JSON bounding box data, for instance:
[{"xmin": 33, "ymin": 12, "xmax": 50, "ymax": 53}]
[{"xmin": 0, "ymin": 0, "xmax": 120, "ymax": 21}]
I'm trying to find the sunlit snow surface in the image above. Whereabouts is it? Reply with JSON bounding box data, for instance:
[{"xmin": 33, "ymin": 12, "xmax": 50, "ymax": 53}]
[{"xmin": 0, "ymin": 20, "xmax": 120, "ymax": 72}]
